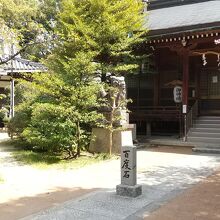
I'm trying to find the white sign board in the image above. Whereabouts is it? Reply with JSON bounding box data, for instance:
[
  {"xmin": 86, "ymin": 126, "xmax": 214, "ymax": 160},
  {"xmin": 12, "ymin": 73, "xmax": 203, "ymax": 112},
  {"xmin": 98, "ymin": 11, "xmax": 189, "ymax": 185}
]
[
  {"xmin": 212, "ymin": 76, "xmax": 218, "ymax": 83},
  {"xmin": 121, "ymin": 130, "xmax": 133, "ymax": 146},
  {"xmin": 182, "ymin": 104, "xmax": 187, "ymax": 114},
  {"xmin": 173, "ymin": 86, "xmax": 182, "ymax": 103}
]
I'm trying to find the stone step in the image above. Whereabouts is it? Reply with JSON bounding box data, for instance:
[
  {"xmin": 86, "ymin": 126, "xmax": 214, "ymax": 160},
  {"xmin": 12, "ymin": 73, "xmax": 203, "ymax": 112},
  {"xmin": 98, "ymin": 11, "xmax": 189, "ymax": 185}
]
[
  {"xmin": 193, "ymin": 124, "xmax": 220, "ymax": 129},
  {"xmin": 189, "ymin": 141, "xmax": 220, "ymax": 148},
  {"xmin": 188, "ymin": 132, "xmax": 220, "ymax": 138},
  {"xmin": 189, "ymin": 142, "xmax": 220, "ymax": 149},
  {"xmin": 190, "ymin": 127, "xmax": 220, "ymax": 133},
  {"xmin": 192, "ymin": 147, "xmax": 220, "ymax": 154},
  {"xmin": 195, "ymin": 120, "xmax": 220, "ymax": 124},
  {"xmin": 199, "ymin": 116, "xmax": 220, "ymax": 120},
  {"xmin": 188, "ymin": 136, "xmax": 220, "ymax": 144},
  {"xmin": 198, "ymin": 144, "xmax": 220, "ymax": 149}
]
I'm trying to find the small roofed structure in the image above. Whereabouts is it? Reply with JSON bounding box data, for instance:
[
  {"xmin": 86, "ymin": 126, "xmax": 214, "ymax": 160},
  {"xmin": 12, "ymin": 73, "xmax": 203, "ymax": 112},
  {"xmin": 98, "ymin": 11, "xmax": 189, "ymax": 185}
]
[
  {"xmin": 1, "ymin": 57, "xmax": 46, "ymax": 73},
  {"xmin": 0, "ymin": 56, "xmax": 46, "ymax": 118}
]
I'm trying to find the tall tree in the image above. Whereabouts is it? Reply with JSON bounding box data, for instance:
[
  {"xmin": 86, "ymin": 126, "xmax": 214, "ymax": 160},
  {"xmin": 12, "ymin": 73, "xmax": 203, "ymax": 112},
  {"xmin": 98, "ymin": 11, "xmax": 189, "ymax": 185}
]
[
  {"xmin": 0, "ymin": 0, "xmax": 59, "ymax": 63},
  {"xmin": 11, "ymin": 0, "xmax": 147, "ymax": 157},
  {"xmin": 47, "ymin": 0, "xmax": 147, "ymax": 155}
]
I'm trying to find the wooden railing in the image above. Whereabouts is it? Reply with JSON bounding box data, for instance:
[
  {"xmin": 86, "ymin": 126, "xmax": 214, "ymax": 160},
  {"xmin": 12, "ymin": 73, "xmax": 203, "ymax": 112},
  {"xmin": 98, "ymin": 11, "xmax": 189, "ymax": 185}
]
[
  {"xmin": 129, "ymin": 105, "xmax": 181, "ymax": 122},
  {"xmin": 184, "ymin": 100, "xmax": 198, "ymax": 141}
]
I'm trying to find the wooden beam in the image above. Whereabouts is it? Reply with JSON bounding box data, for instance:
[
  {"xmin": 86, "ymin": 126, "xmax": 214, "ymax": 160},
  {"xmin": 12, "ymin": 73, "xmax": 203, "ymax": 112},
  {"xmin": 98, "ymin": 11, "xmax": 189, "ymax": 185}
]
[
  {"xmin": 150, "ymin": 33, "xmax": 220, "ymax": 51},
  {"xmin": 190, "ymin": 46, "xmax": 220, "ymax": 56}
]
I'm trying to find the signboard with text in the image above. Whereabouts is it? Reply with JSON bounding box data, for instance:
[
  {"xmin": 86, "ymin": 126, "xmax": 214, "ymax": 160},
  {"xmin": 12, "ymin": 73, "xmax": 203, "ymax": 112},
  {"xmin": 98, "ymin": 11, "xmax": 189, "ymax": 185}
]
[
  {"xmin": 121, "ymin": 146, "xmax": 136, "ymax": 186},
  {"xmin": 173, "ymin": 86, "xmax": 182, "ymax": 103}
]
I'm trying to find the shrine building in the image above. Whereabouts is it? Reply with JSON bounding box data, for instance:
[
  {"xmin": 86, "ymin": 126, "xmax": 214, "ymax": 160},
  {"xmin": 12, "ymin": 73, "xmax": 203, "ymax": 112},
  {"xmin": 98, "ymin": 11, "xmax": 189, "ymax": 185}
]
[{"xmin": 127, "ymin": 0, "xmax": 220, "ymax": 146}]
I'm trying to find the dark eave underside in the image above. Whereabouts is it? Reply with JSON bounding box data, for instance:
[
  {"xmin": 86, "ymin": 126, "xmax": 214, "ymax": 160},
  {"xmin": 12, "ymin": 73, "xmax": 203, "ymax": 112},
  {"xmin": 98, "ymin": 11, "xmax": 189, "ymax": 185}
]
[
  {"xmin": 149, "ymin": 22, "xmax": 220, "ymax": 38},
  {"xmin": 148, "ymin": 0, "xmax": 214, "ymax": 10}
]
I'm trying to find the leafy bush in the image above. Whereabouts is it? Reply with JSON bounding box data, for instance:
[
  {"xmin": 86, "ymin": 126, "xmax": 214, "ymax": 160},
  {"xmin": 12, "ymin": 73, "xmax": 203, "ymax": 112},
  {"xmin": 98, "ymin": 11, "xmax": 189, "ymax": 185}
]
[
  {"xmin": 7, "ymin": 106, "xmax": 31, "ymax": 137},
  {"xmin": 22, "ymin": 103, "xmax": 77, "ymax": 153},
  {"xmin": 0, "ymin": 107, "xmax": 9, "ymax": 127}
]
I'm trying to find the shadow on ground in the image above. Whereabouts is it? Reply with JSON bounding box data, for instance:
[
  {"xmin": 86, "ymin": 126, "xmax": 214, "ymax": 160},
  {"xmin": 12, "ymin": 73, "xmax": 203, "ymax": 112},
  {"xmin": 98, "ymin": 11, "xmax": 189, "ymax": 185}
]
[
  {"xmin": 143, "ymin": 171, "xmax": 220, "ymax": 220},
  {"xmin": 0, "ymin": 186, "xmax": 99, "ymax": 220}
]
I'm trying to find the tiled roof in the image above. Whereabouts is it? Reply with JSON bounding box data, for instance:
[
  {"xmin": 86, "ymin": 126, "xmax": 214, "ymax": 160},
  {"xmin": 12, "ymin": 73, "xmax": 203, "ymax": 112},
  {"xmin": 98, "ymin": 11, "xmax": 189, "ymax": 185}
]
[
  {"xmin": 0, "ymin": 57, "xmax": 46, "ymax": 75},
  {"xmin": 146, "ymin": 0, "xmax": 220, "ymax": 36}
]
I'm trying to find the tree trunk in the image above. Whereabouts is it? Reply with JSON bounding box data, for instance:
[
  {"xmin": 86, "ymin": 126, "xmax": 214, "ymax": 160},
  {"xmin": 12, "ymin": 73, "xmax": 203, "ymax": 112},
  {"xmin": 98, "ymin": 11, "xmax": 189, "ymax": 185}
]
[
  {"xmin": 76, "ymin": 120, "xmax": 81, "ymax": 157},
  {"xmin": 109, "ymin": 129, "xmax": 113, "ymax": 156},
  {"xmin": 109, "ymin": 110, "xmax": 113, "ymax": 155}
]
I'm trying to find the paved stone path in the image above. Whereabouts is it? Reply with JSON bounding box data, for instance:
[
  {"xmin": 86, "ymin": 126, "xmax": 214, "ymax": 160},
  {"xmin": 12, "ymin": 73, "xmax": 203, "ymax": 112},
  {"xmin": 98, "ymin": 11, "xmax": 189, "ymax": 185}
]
[
  {"xmin": 143, "ymin": 170, "xmax": 220, "ymax": 220},
  {"xmin": 18, "ymin": 147, "xmax": 220, "ymax": 220},
  {"xmin": 0, "ymin": 134, "xmax": 220, "ymax": 220}
]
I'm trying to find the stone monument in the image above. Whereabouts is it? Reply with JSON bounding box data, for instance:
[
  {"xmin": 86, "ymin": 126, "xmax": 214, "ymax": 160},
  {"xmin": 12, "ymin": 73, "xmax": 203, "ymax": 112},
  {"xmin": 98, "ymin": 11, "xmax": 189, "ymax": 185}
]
[
  {"xmin": 89, "ymin": 75, "xmax": 136, "ymax": 154},
  {"xmin": 116, "ymin": 145, "xmax": 142, "ymax": 197}
]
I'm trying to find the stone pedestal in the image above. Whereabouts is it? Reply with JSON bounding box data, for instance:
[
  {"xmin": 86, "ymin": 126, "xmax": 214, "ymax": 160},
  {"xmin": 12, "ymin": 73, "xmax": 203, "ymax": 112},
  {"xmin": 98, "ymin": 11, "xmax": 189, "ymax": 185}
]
[
  {"xmin": 89, "ymin": 128, "xmax": 133, "ymax": 154},
  {"xmin": 116, "ymin": 145, "xmax": 142, "ymax": 198},
  {"xmin": 116, "ymin": 184, "xmax": 142, "ymax": 198}
]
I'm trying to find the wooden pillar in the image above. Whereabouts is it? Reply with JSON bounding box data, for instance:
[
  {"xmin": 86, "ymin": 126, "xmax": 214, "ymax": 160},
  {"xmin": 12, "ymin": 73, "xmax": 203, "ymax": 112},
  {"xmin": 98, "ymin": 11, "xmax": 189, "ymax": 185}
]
[
  {"xmin": 10, "ymin": 78, "xmax": 15, "ymax": 118},
  {"xmin": 154, "ymin": 50, "xmax": 160, "ymax": 106},
  {"xmin": 182, "ymin": 50, "xmax": 189, "ymax": 141},
  {"xmin": 10, "ymin": 44, "xmax": 15, "ymax": 119},
  {"xmin": 182, "ymin": 50, "xmax": 189, "ymax": 109},
  {"xmin": 146, "ymin": 122, "xmax": 151, "ymax": 137}
]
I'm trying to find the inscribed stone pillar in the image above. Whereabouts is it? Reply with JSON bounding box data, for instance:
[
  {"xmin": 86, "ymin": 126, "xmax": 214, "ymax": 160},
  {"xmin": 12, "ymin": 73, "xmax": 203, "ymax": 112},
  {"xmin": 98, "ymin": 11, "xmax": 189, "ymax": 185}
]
[{"xmin": 116, "ymin": 145, "xmax": 142, "ymax": 198}]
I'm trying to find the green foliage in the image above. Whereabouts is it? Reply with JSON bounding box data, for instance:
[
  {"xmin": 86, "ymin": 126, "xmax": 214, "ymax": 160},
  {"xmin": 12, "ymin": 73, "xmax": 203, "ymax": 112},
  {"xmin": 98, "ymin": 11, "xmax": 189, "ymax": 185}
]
[
  {"xmin": 57, "ymin": 0, "xmax": 146, "ymax": 76},
  {"xmin": 0, "ymin": 0, "xmax": 58, "ymax": 61},
  {"xmin": 22, "ymin": 103, "xmax": 76, "ymax": 152},
  {"xmin": 10, "ymin": 0, "xmax": 147, "ymax": 158},
  {"xmin": 47, "ymin": 0, "xmax": 146, "ymax": 156},
  {"xmin": 0, "ymin": 108, "xmax": 6, "ymax": 120},
  {"xmin": 7, "ymin": 79, "xmax": 38, "ymax": 137},
  {"xmin": 0, "ymin": 106, "xmax": 9, "ymax": 127},
  {"xmin": 12, "ymin": 70, "xmax": 103, "ymax": 157}
]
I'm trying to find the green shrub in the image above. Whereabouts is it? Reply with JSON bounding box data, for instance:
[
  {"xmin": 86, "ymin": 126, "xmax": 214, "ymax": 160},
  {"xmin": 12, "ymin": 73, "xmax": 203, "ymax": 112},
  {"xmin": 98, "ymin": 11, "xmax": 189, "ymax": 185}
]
[
  {"xmin": 22, "ymin": 103, "xmax": 77, "ymax": 153},
  {"xmin": 7, "ymin": 105, "xmax": 32, "ymax": 138}
]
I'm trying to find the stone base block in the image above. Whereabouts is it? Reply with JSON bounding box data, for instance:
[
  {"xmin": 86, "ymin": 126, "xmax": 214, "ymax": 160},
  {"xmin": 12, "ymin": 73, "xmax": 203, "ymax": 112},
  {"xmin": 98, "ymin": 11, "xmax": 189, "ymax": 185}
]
[
  {"xmin": 116, "ymin": 184, "xmax": 142, "ymax": 198},
  {"xmin": 89, "ymin": 128, "xmax": 133, "ymax": 154}
]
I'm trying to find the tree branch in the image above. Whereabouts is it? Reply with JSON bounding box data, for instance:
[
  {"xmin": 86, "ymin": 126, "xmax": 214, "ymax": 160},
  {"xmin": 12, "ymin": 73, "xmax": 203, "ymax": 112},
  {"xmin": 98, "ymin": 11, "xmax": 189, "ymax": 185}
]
[
  {"xmin": 0, "ymin": 40, "xmax": 48, "ymax": 65},
  {"xmin": 0, "ymin": 47, "xmax": 26, "ymax": 65}
]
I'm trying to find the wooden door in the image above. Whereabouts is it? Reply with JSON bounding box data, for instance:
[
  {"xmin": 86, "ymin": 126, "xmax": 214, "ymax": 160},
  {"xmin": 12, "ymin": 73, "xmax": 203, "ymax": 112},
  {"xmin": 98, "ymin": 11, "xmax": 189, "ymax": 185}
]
[{"xmin": 199, "ymin": 69, "xmax": 220, "ymax": 115}]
